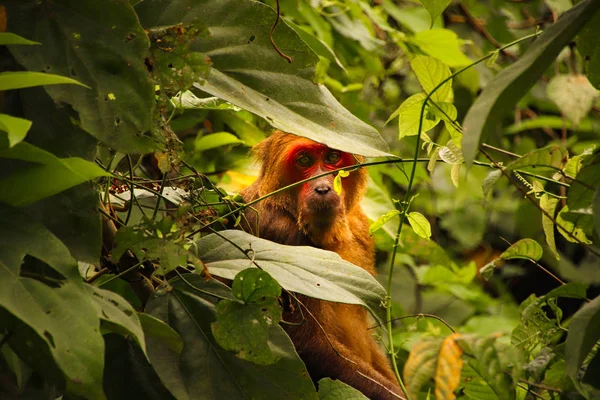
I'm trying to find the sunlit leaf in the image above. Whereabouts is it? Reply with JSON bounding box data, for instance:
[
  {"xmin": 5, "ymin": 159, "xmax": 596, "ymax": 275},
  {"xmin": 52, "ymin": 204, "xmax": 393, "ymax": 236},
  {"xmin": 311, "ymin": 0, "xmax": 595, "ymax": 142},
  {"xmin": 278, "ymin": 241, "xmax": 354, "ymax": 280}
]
[
  {"xmin": 418, "ymin": 0, "xmax": 452, "ymax": 28},
  {"xmin": 411, "ymin": 29, "xmax": 472, "ymax": 67},
  {"xmin": 369, "ymin": 210, "xmax": 400, "ymax": 235},
  {"xmin": 407, "ymin": 211, "xmax": 432, "ymax": 240},
  {"xmin": 394, "ymin": 93, "xmax": 441, "ymax": 138},
  {"xmin": 411, "ymin": 55, "xmax": 453, "ymax": 102}
]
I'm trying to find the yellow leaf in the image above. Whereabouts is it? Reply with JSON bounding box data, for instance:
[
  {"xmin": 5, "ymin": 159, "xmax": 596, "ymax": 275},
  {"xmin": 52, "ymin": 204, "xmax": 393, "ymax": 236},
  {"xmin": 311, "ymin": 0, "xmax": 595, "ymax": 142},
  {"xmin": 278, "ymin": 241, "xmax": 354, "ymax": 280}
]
[{"xmin": 435, "ymin": 333, "xmax": 463, "ymax": 400}]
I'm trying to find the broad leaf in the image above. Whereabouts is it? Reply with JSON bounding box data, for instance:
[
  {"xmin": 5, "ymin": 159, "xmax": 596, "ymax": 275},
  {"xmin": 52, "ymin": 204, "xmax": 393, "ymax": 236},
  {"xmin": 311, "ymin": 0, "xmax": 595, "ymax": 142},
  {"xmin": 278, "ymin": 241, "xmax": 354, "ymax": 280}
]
[
  {"xmin": 196, "ymin": 230, "xmax": 387, "ymax": 322},
  {"xmin": 567, "ymin": 153, "xmax": 600, "ymax": 210},
  {"xmin": 411, "ymin": 55, "xmax": 453, "ymax": 102},
  {"xmin": 435, "ymin": 334, "xmax": 463, "ymax": 400},
  {"xmin": 578, "ymin": 9, "xmax": 600, "ymax": 89},
  {"xmin": 403, "ymin": 337, "xmax": 443, "ymax": 399},
  {"xmin": 410, "ymin": 29, "xmax": 472, "ymax": 67},
  {"xmin": 462, "ymin": 0, "xmax": 600, "ymax": 165},
  {"xmin": 317, "ymin": 378, "xmax": 368, "ymax": 400},
  {"xmin": 418, "ymin": 0, "xmax": 452, "ymax": 28},
  {"xmin": 0, "ymin": 141, "xmax": 110, "ymax": 207},
  {"xmin": 547, "ymin": 74, "xmax": 599, "ymax": 126},
  {"xmin": 145, "ymin": 276, "xmax": 317, "ymax": 400},
  {"xmin": 407, "ymin": 211, "xmax": 432, "ymax": 240},
  {"xmin": 0, "ymin": 71, "xmax": 87, "ymax": 91},
  {"xmin": 0, "ymin": 114, "xmax": 31, "ymax": 147},
  {"xmin": 135, "ymin": 0, "xmax": 391, "ymax": 157},
  {"xmin": 504, "ymin": 146, "xmax": 567, "ymax": 174},
  {"xmin": 5, "ymin": 0, "xmax": 159, "ymax": 153}
]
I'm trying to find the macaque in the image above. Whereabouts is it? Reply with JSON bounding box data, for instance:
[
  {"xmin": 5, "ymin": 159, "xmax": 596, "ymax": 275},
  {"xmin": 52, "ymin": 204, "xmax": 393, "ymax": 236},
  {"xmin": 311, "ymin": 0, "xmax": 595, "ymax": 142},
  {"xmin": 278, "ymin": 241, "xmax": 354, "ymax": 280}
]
[{"xmin": 241, "ymin": 131, "xmax": 402, "ymax": 400}]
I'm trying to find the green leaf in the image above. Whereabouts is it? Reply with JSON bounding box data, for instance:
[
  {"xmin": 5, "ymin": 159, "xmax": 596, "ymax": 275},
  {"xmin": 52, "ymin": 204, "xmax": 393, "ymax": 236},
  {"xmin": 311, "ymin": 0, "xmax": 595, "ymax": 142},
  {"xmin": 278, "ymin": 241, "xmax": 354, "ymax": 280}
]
[
  {"xmin": 462, "ymin": 0, "xmax": 600, "ymax": 166},
  {"xmin": 482, "ymin": 170, "xmax": 502, "ymax": 198},
  {"xmin": 438, "ymin": 139, "xmax": 464, "ymax": 165},
  {"xmin": 566, "ymin": 296, "xmax": 600, "ymax": 378},
  {"xmin": 195, "ymin": 132, "xmax": 244, "ymax": 152},
  {"xmin": 547, "ymin": 74, "xmax": 598, "ymax": 126},
  {"xmin": 0, "ymin": 141, "xmax": 110, "ymax": 207},
  {"xmin": 400, "ymin": 224, "xmax": 452, "ymax": 266},
  {"xmin": 505, "ymin": 116, "xmax": 596, "ymax": 134},
  {"xmin": 6, "ymin": 0, "xmax": 159, "ymax": 153},
  {"xmin": 540, "ymin": 194, "xmax": 560, "ymax": 260},
  {"xmin": 231, "ymin": 268, "xmax": 281, "ymax": 304},
  {"xmin": 136, "ymin": 0, "xmax": 391, "ymax": 157},
  {"xmin": 318, "ymin": 378, "xmax": 368, "ymax": 400},
  {"xmin": 145, "ymin": 276, "xmax": 317, "ymax": 400},
  {"xmin": 212, "ymin": 297, "xmax": 282, "ymax": 365},
  {"xmin": 504, "ymin": 145, "xmax": 567, "ymax": 174},
  {"xmin": 403, "ymin": 337, "xmax": 443, "ymax": 399},
  {"xmin": 369, "ymin": 210, "xmax": 400, "ymax": 235},
  {"xmin": 0, "ymin": 114, "xmax": 31, "ymax": 147},
  {"xmin": 411, "ymin": 29, "xmax": 472, "ymax": 67},
  {"xmin": 567, "ymin": 153, "xmax": 600, "ymax": 209},
  {"xmin": 411, "ymin": 55, "xmax": 453, "ymax": 102},
  {"xmin": 556, "ymin": 205, "xmax": 592, "ymax": 244},
  {"xmin": 394, "ymin": 93, "xmax": 441, "ymax": 138},
  {"xmin": 0, "ymin": 71, "xmax": 88, "ymax": 91},
  {"xmin": 578, "ymin": 9, "xmax": 600, "ymax": 89},
  {"xmin": 406, "ymin": 211, "xmax": 432, "ymax": 240},
  {"xmin": 0, "ymin": 32, "xmax": 39, "ymax": 45},
  {"xmin": 417, "ymin": 0, "xmax": 452, "ymax": 28},
  {"xmin": 196, "ymin": 230, "xmax": 387, "ymax": 324},
  {"xmin": 499, "ymin": 238, "xmax": 543, "ymax": 261},
  {"xmin": 594, "ymin": 189, "xmax": 600, "ymax": 239},
  {"xmin": 138, "ymin": 313, "xmax": 184, "ymax": 355}
]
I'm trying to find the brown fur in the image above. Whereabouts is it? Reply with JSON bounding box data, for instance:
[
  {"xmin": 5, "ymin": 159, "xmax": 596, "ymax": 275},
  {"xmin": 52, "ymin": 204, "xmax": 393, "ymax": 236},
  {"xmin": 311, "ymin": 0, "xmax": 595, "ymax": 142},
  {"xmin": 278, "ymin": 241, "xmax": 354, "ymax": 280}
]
[{"xmin": 241, "ymin": 131, "xmax": 402, "ymax": 399}]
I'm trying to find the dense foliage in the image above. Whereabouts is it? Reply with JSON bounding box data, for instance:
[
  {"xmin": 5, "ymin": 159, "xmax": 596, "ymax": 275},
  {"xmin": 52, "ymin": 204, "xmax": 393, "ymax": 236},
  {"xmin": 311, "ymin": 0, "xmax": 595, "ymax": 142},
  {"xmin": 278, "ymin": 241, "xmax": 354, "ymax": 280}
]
[{"xmin": 1, "ymin": 0, "xmax": 600, "ymax": 399}]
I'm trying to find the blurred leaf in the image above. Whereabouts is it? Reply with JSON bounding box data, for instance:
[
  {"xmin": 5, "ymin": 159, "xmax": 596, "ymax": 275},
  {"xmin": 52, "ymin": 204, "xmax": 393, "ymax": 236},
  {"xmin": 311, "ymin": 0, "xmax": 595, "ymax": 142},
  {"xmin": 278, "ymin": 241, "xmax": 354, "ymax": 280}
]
[
  {"xmin": 566, "ymin": 296, "xmax": 600, "ymax": 378},
  {"xmin": 418, "ymin": 0, "xmax": 451, "ymax": 28},
  {"xmin": 0, "ymin": 31, "xmax": 39, "ymax": 45},
  {"xmin": 400, "ymin": 224, "xmax": 452, "ymax": 266},
  {"xmin": 411, "ymin": 29, "xmax": 472, "ymax": 67},
  {"xmin": 0, "ymin": 114, "xmax": 31, "ymax": 147},
  {"xmin": 196, "ymin": 230, "xmax": 387, "ymax": 323},
  {"xmin": 567, "ymin": 153, "xmax": 600, "ymax": 209},
  {"xmin": 594, "ymin": 189, "xmax": 600, "ymax": 239},
  {"xmin": 505, "ymin": 116, "xmax": 596, "ymax": 134},
  {"xmin": 407, "ymin": 211, "xmax": 432, "ymax": 240},
  {"xmin": 171, "ymin": 92, "xmax": 241, "ymax": 111},
  {"xmin": 403, "ymin": 337, "xmax": 443, "ymax": 399},
  {"xmin": 439, "ymin": 140, "xmax": 464, "ymax": 165},
  {"xmin": 382, "ymin": 1, "xmax": 443, "ymax": 33},
  {"xmin": 435, "ymin": 333, "xmax": 463, "ymax": 400},
  {"xmin": 6, "ymin": 0, "xmax": 159, "ymax": 153},
  {"xmin": 0, "ymin": 141, "xmax": 110, "ymax": 207},
  {"xmin": 482, "ymin": 170, "xmax": 502, "ymax": 198},
  {"xmin": 145, "ymin": 276, "xmax": 317, "ymax": 400},
  {"xmin": 285, "ymin": 19, "xmax": 345, "ymax": 71},
  {"xmin": 0, "ymin": 71, "xmax": 88, "ymax": 90},
  {"xmin": 136, "ymin": 0, "xmax": 391, "ymax": 157},
  {"xmin": 195, "ymin": 132, "xmax": 244, "ymax": 152},
  {"xmin": 317, "ymin": 378, "xmax": 368, "ymax": 399},
  {"xmin": 540, "ymin": 194, "xmax": 560, "ymax": 260},
  {"xmin": 462, "ymin": 0, "xmax": 600, "ymax": 165},
  {"xmin": 504, "ymin": 145, "xmax": 567, "ymax": 174},
  {"xmin": 411, "ymin": 55, "xmax": 453, "ymax": 102},
  {"xmin": 547, "ymin": 74, "xmax": 598, "ymax": 126}
]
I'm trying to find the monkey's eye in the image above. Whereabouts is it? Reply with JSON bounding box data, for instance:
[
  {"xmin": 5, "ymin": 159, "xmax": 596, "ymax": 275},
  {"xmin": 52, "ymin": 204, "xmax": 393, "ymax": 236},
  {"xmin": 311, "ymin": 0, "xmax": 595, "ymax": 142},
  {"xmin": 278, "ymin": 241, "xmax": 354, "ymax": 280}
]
[
  {"xmin": 296, "ymin": 153, "xmax": 314, "ymax": 167},
  {"xmin": 324, "ymin": 150, "xmax": 341, "ymax": 164}
]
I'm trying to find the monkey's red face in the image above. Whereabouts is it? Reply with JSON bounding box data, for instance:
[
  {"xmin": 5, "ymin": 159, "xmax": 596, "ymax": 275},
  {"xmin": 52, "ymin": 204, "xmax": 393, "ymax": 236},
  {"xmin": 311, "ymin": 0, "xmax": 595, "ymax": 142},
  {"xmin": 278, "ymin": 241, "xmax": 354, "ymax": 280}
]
[{"xmin": 283, "ymin": 140, "xmax": 356, "ymax": 222}]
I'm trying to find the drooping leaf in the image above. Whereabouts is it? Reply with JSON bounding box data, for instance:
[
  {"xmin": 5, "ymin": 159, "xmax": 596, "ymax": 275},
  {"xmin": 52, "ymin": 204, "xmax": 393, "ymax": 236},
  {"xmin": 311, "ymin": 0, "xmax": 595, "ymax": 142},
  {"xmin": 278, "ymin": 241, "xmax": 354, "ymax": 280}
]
[
  {"xmin": 540, "ymin": 194, "xmax": 560, "ymax": 260},
  {"xmin": 462, "ymin": 0, "xmax": 600, "ymax": 165},
  {"xmin": 138, "ymin": 313, "xmax": 183, "ymax": 355},
  {"xmin": 145, "ymin": 276, "xmax": 317, "ymax": 400},
  {"xmin": 410, "ymin": 29, "xmax": 472, "ymax": 67},
  {"xmin": 369, "ymin": 210, "xmax": 400, "ymax": 235},
  {"xmin": 417, "ymin": 0, "xmax": 452, "ymax": 28},
  {"xmin": 566, "ymin": 297, "xmax": 600, "ymax": 378},
  {"xmin": 136, "ymin": 0, "xmax": 391, "ymax": 157},
  {"xmin": 0, "ymin": 114, "xmax": 31, "ymax": 147},
  {"xmin": 482, "ymin": 170, "xmax": 502, "ymax": 199},
  {"xmin": 196, "ymin": 230, "xmax": 387, "ymax": 323},
  {"xmin": 439, "ymin": 140, "xmax": 464, "ymax": 165},
  {"xmin": 5, "ymin": 0, "xmax": 160, "ymax": 153}
]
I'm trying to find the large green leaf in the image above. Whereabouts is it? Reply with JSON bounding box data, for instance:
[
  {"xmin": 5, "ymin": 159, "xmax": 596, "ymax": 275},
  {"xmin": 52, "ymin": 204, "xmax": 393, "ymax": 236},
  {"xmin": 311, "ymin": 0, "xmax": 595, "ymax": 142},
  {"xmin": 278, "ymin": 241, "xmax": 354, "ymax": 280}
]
[
  {"xmin": 462, "ymin": 0, "xmax": 600, "ymax": 165},
  {"xmin": 145, "ymin": 276, "xmax": 317, "ymax": 400},
  {"xmin": 135, "ymin": 0, "xmax": 391, "ymax": 157},
  {"xmin": 5, "ymin": 0, "xmax": 159, "ymax": 153},
  {"xmin": 566, "ymin": 296, "xmax": 600, "ymax": 378},
  {"xmin": 0, "ymin": 71, "xmax": 88, "ymax": 91},
  {"xmin": 196, "ymin": 230, "xmax": 387, "ymax": 323}
]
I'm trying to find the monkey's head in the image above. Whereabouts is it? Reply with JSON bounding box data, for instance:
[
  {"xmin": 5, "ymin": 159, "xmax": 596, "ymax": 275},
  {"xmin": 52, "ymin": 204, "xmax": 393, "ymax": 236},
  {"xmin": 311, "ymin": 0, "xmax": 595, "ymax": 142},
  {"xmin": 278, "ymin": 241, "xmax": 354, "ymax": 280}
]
[{"xmin": 252, "ymin": 131, "xmax": 367, "ymax": 241}]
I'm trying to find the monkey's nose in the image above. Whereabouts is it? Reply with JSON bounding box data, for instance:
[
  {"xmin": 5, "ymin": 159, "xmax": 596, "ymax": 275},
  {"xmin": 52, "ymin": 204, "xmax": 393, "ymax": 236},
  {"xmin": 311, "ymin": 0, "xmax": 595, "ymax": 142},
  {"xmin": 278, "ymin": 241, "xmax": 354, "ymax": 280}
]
[{"xmin": 314, "ymin": 185, "xmax": 331, "ymax": 195}]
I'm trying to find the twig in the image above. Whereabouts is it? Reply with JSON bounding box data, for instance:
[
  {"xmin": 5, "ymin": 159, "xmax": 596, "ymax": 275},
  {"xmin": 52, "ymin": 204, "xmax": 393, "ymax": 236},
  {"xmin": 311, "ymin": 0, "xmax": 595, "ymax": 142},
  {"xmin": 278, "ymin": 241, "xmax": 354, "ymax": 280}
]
[{"xmin": 270, "ymin": 0, "xmax": 292, "ymax": 63}]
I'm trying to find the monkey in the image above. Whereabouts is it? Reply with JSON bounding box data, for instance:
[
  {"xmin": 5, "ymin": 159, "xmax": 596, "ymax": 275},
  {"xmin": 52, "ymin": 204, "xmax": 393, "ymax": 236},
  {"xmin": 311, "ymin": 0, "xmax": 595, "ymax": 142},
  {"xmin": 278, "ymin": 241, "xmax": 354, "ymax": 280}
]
[{"xmin": 240, "ymin": 131, "xmax": 402, "ymax": 400}]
